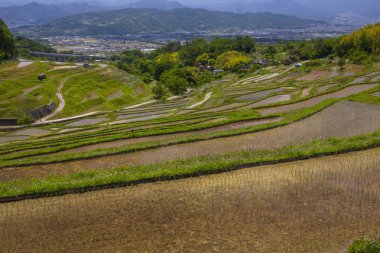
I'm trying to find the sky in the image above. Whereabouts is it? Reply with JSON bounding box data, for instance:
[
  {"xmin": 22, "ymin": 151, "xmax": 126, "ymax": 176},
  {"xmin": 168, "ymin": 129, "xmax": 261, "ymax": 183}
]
[{"xmin": 1, "ymin": 0, "xmax": 379, "ymax": 13}]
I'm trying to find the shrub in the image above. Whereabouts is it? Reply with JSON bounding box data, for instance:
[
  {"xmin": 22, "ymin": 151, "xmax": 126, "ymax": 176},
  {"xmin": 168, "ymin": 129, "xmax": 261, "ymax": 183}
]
[
  {"xmin": 17, "ymin": 114, "xmax": 34, "ymax": 126},
  {"xmin": 348, "ymin": 238, "xmax": 380, "ymax": 253}
]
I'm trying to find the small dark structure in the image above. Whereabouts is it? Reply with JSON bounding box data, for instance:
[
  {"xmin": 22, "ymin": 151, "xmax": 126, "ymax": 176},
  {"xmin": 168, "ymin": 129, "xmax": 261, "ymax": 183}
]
[
  {"xmin": 28, "ymin": 102, "xmax": 56, "ymax": 120},
  {"xmin": 38, "ymin": 74, "xmax": 46, "ymax": 81},
  {"xmin": 83, "ymin": 63, "xmax": 90, "ymax": 69},
  {"xmin": 0, "ymin": 119, "xmax": 18, "ymax": 126}
]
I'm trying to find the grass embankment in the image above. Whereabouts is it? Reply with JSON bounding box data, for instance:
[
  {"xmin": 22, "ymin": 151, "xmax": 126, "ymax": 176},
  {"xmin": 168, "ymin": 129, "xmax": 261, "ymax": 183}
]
[
  {"xmin": 0, "ymin": 62, "xmax": 85, "ymax": 118},
  {"xmin": 1, "ymin": 75, "xmax": 378, "ymax": 167},
  {"xmin": 0, "ymin": 99, "xmax": 337, "ymax": 167},
  {"xmin": 1, "ymin": 125, "xmax": 380, "ymax": 200},
  {"xmin": 56, "ymin": 67, "xmax": 152, "ymax": 118},
  {"xmin": 0, "ymin": 112, "xmax": 229, "ymax": 156}
]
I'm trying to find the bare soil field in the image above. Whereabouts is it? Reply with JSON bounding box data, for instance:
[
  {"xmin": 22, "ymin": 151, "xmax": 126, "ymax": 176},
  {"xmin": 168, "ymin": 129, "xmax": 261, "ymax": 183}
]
[
  {"xmin": 349, "ymin": 77, "xmax": 367, "ymax": 84},
  {"xmin": 65, "ymin": 118, "xmax": 107, "ymax": 127},
  {"xmin": 59, "ymin": 117, "xmax": 283, "ymax": 155},
  {"xmin": 276, "ymin": 72, "xmax": 301, "ymax": 83},
  {"xmin": 301, "ymin": 87, "xmax": 312, "ymax": 97},
  {"xmin": 372, "ymin": 75, "xmax": 380, "ymax": 82},
  {"xmin": 192, "ymin": 103, "xmax": 245, "ymax": 114},
  {"xmin": 296, "ymin": 70, "xmax": 328, "ymax": 81},
  {"xmin": 317, "ymin": 83, "xmax": 336, "ymax": 93},
  {"xmin": 8, "ymin": 128, "xmax": 51, "ymax": 137},
  {"xmin": 236, "ymin": 87, "xmax": 285, "ymax": 101},
  {"xmin": 2, "ymin": 101, "xmax": 380, "ymax": 182},
  {"xmin": 373, "ymin": 91, "xmax": 380, "ymax": 97},
  {"xmin": 258, "ymin": 83, "xmax": 378, "ymax": 116},
  {"xmin": 0, "ymin": 136, "xmax": 29, "ymax": 144},
  {"xmin": 250, "ymin": 94, "xmax": 291, "ymax": 107},
  {"xmin": 1, "ymin": 148, "xmax": 379, "ymax": 253}
]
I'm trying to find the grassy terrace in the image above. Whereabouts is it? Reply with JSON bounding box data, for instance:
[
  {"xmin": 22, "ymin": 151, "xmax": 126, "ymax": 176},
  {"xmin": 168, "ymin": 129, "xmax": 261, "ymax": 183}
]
[
  {"xmin": 0, "ymin": 74, "xmax": 378, "ymax": 167},
  {"xmin": 0, "ymin": 98, "xmax": 340, "ymax": 167},
  {"xmin": 55, "ymin": 67, "xmax": 151, "ymax": 118},
  {"xmin": 0, "ymin": 62, "xmax": 86, "ymax": 118},
  {"xmin": 0, "ymin": 60, "xmax": 379, "ymax": 199},
  {"xmin": 1, "ymin": 126, "xmax": 380, "ymax": 200},
  {"xmin": 0, "ymin": 80, "xmax": 378, "ymax": 167}
]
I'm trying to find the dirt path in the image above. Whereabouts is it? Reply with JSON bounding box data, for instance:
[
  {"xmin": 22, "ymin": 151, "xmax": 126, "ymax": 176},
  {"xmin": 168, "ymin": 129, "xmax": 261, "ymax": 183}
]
[
  {"xmin": 39, "ymin": 78, "xmax": 68, "ymax": 122},
  {"xmin": 16, "ymin": 60, "xmax": 34, "ymax": 69},
  {"xmin": 187, "ymin": 92, "xmax": 212, "ymax": 109},
  {"xmin": 1, "ymin": 148, "xmax": 380, "ymax": 252},
  {"xmin": 2, "ymin": 101, "xmax": 380, "ymax": 182}
]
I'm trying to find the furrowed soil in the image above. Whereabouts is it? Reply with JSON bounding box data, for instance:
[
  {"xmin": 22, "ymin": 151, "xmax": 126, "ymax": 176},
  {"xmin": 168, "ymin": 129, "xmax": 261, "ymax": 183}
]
[
  {"xmin": 2, "ymin": 101, "xmax": 380, "ymax": 182},
  {"xmin": 1, "ymin": 148, "xmax": 380, "ymax": 253},
  {"xmin": 59, "ymin": 117, "xmax": 283, "ymax": 155}
]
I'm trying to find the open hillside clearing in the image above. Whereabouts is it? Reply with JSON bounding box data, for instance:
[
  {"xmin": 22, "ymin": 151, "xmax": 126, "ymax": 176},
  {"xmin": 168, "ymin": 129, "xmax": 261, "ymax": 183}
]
[
  {"xmin": 2, "ymin": 100, "xmax": 380, "ymax": 182},
  {"xmin": 1, "ymin": 148, "xmax": 380, "ymax": 252}
]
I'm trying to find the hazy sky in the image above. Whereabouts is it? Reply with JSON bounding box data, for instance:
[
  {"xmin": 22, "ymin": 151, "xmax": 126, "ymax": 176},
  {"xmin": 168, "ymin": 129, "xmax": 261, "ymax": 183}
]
[{"xmin": 1, "ymin": 0, "xmax": 379, "ymax": 12}]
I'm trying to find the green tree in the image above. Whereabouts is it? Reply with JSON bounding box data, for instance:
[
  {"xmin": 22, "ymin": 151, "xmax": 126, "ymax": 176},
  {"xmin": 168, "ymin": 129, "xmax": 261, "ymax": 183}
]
[
  {"xmin": 152, "ymin": 82, "xmax": 170, "ymax": 101},
  {"xmin": 338, "ymin": 58, "xmax": 346, "ymax": 69},
  {"xmin": 120, "ymin": 49, "xmax": 144, "ymax": 64},
  {"xmin": 196, "ymin": 53, "xmax": 210, "ymax": 66},
  {"xmin": 235, "ymin": 36, "xmax": 255, "ymax": 54},
  {"xmin": 265, "ymin": 45, "xmax": 277, "ymax": 58},
  {"xmin": 160, "ymin": 67, "xmax": 189, "ymax": 95},
  {"xmin": 0, "ymin": 19, "xmax": 16, "ymax": 60},
  {"xmin": 180, "ymin": 38, "xmax": 208, "ymax": 66},
  {"xmin": 207, "ymin": 38, "xmax": 235, "ymax": 58},
  {"xmin": 216, "ymin": 51, "xmax": 251, "ymax": 71}
]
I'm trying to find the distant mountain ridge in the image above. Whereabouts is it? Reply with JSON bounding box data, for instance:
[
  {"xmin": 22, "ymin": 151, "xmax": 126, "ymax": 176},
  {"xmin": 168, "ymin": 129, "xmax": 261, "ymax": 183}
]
[
  {"xmin": 15, "ymin": 8, "xmax": 322, "ymax": 37},
  {"xmin": 226, "ymin": 0, "xmax": 330, "ymax": 19},
  {"xmin": 126, "ymin": 0, "xmax": 185, "ymax": 10},
  {"xmin": 0, "ymin": 2, "xmax": 105, "ymax": 27}
]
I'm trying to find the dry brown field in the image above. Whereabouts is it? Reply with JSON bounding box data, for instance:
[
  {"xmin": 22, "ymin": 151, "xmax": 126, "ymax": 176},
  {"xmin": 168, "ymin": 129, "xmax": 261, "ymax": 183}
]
[
  {"xmin": 2, "ymin": 101, "xmax": 380, "ymax": 182},
  {"xmin": 1, "ymin": 148, "xmax": 380, "ymax": 252}
]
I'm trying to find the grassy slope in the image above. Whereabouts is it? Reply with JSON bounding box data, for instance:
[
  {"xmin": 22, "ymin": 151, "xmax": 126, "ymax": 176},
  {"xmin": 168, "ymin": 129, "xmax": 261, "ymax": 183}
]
[
  {"xmin": 0, "ymin": 62, "xmax": 152, "ymax": 119},
  {"xmin": 0, "ymin": 62, "xmax": 85, "ymax": 118},
  {"xmin": 53, "ymin": 66, "xmax": 152, "ymax": 118},
  {"xmin": 1, "ymin": 126, "xmax": 380, "ymax": 199}
]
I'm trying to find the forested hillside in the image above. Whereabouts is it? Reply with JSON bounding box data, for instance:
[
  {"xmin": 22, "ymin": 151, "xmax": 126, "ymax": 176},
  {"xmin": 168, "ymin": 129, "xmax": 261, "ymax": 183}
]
[
  {"xmin": 0, "ymin": 19, "xmax": 16, "ymax": 61},
  {"xmin": 337, "ymin": 23, "xmax": 380, "ymax": 56},
  {"xmin": 16, "ymin": 8, "xmax": 321, "ymax": 36}
]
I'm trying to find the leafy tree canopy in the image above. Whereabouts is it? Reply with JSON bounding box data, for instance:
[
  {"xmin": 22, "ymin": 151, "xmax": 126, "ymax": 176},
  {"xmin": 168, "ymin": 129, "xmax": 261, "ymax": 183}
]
[{"xmin": 0, "ymin": 19, "xmax": 16, "ymax": 60}]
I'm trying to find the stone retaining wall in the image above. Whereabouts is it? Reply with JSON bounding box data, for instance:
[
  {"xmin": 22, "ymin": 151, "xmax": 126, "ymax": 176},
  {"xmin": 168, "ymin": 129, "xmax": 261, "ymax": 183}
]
[
  {"xmin": 29, "ymin": 103, "xmax": 56, "ymax": 120},
  {"xmin": 0, "ymin": 119, "xmax": 18, "ymax": 126}
]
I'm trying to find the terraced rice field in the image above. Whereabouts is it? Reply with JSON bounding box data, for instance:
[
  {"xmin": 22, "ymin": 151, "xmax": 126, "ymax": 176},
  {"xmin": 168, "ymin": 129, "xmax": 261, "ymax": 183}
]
[
  {"xmin": 1, "ymin": 148, "xmax": 380, "ymax": 252},
  {"xmin": 258, "ymin": 84, "xmax": 378, "ymax": 116},
  {"xmin": 2, "ymin": 100, "xmax": 380, "ymax": 182},
  {"xmin": 1, "ymin": 63, "xmax": 380, "ymax": 252}
]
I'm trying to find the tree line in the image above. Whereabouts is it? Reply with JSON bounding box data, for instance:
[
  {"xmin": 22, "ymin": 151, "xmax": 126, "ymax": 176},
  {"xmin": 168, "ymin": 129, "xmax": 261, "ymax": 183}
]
[{"xmin": 116, "ymin": 36, "xmax": 257, "ymax": 100}]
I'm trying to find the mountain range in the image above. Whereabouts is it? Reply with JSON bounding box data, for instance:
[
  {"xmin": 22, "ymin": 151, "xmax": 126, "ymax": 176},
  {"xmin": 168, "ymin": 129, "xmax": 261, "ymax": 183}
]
[
  {"xmin": 0, "ymin": 2, "xmax": 104, "ymax": 27},
  {"xmin": 126, "ymin": 0, "xmax": 185, "ymax": 10},
  {"xmin": 222, "ymin": 0, "xmax": 329, "ymax": 19},
  {"xmin": 15, "ymin": 8, "xmax": 322, "ymax": 37},
  {"xmin": 2, "ymin": 0, "xmax": 380, "ymax": 28}
]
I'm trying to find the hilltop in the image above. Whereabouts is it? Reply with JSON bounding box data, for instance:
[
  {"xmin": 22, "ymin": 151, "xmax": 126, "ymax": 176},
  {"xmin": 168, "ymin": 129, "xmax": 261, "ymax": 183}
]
[{"xmin": 15, "ymin": 8, "xmax": 322, "ymax": 37}]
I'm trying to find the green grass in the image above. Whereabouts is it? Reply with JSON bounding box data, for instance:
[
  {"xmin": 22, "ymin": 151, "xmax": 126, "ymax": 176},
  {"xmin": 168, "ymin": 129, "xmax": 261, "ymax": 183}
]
[
  {"xmin": 0, "ymin": 98, "xmax": 337, "ymax": 168},
  {"xmin": 56, "ymin": 66, "xmax": 152, "ymax": 118},
  {"xmin": 0, "ymin": 62, "xmax": 85, "ymax": 118},
  {"xmin": 1, "ymin": 126, "xmax": 380, "ymax": 199}
]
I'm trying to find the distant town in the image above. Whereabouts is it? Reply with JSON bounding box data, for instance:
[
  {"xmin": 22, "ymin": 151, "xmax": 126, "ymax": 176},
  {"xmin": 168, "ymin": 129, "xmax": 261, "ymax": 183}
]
[{"xmin": 41, "ymin": 13, "xmax": 377, "ymax": 57}]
